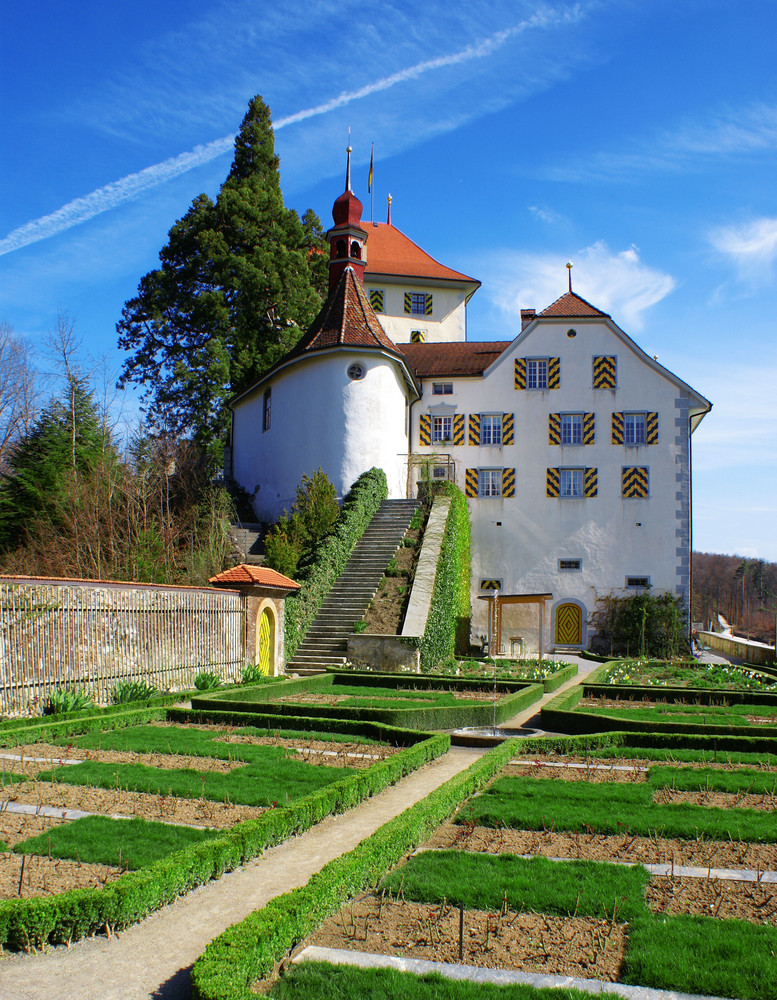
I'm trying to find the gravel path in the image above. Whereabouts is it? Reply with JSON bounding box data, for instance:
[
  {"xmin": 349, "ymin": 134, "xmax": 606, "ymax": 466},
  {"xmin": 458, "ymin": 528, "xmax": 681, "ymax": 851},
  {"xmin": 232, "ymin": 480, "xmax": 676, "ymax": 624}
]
[{"xmin": 0, "ymin": 746, "xmax": 485, "ymax": 1000}]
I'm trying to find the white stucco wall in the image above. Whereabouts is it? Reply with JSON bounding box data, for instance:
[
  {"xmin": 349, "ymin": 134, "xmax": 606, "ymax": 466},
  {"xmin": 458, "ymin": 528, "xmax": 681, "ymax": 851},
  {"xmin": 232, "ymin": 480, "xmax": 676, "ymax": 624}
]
[
  {"xmin": 409, "ymin": 316, "xmax": 704, "ymax": 650},
  {"xmin": 231, "ymin": 351, "xmax": 411, "ymax": 522},
  {"xmin": 363, "ymin": 278, "xmax": 468, "ymax": 343}
]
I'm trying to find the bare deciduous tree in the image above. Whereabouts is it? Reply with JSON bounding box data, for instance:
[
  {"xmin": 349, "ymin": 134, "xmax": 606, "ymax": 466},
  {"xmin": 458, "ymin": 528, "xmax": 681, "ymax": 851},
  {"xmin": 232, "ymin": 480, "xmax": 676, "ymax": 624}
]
[{"xmin": 0, "ymin": 320, "xmax": 37, "ymax": 474}]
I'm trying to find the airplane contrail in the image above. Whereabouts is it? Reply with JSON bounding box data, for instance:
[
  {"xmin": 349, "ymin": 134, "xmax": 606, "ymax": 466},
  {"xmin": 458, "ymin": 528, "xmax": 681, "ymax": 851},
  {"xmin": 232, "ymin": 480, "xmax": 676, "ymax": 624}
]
[{"xmin": 0, "ymin": 6, "xmax": 582, "ymax": 257}]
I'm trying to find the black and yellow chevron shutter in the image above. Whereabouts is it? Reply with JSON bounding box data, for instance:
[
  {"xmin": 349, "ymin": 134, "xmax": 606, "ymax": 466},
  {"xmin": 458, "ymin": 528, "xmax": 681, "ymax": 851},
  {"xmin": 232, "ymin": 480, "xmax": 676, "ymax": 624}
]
[
  {"xmin": 584, "ymin": 467, "xmax": 598, "ymax": 497},
  {"xmin": 546, "ymin": 467, "xmax": 560, "ymax": 497},
  {"xmin": 502, "ymin": 468, "xmax": 516, "ymax": 497},
  {"xmin": 548, "ymin": 413, "xmax": 561, "ymax": 445},
  {"xmin": 548, "ymin": 357, "xmax": 560, "ymax": 389},
  {"xmin": 410, "ymin": 330, "xmax": 426, "ymax": 343},
  {"xmin": 583, "ymin": 412, "xmax": 595, "ymax": 445},
  {"xmin": 593, "ymin": 356, "xmax": 617, "ymax": 389},
  {"xmin": 465, "ymin": 468, "xmax": 479, "ymax": 498},
  {"xmin": 453, "ymin": 413, "xmax": 465, "ymax": 446},
  {"xmin": 369, "ymin": 289, "xmax": 384, "ymax": 312},
  {"xmin": 622, "ymin": 466, "xmax": 649, "ymax": 498},
  {"xmin": 480, "ymin": 579, "xmax": 500, "ymax": 591},
  {"xmin": 468, "ymin": 413, "xmax": 480, "ymax": 445},
  {"xmin": 611, "ymin": 412, "xmax": 624, "ymax": 444},
  {"xmin": 419, "ymin": 413, "xmax": 431, "ymax": 446},
  {"xmin": 404, "ymin": 292, "xmax": 412, "ymax": 314},
  {"xmin": 425, "ymin": 294, "xmax": 433, "ymax": 315},
  {"xmin": 514, "ymin": 358, "xmax": 526, "ymax": 390},
  {"xmin": 502, "ymin": 412, "xmax": 514, "ymax": 445},
  {"xmin": 646, "ymin": 412, "xmax": 658, "ymax": 444}
]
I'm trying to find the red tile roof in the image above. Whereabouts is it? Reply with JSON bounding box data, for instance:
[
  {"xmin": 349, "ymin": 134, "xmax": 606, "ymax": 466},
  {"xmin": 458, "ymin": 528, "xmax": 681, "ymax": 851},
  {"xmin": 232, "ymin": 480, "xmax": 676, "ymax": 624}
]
[
  {"xmin": 537, "ymin": 291, "xmax": 609, "ymax": 318},
  {"xmin": 284, "ymin": 266, "xmax": 398, "ymax": 358},
  {"xmin": 209, "ymin": 565, "xmax": 300, "ymax": 589},
  {"xmin": 363, "ymin": 222, "xmax": 478, "ymax": 284},
  {"xmin": 398, "ymin": 342, "xmax": 511, "ymax": 377}
]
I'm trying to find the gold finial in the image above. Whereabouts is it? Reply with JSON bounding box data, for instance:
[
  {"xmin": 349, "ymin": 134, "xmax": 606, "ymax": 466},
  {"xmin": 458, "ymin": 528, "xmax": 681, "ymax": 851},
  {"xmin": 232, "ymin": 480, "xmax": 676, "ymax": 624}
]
[
  {"xmin": 387, "ymin": 193, "xmax": 392, "ymax": 225},
  {"xmin": 566, "ymin": 260, "xmax": 573, "ymax": 293}
]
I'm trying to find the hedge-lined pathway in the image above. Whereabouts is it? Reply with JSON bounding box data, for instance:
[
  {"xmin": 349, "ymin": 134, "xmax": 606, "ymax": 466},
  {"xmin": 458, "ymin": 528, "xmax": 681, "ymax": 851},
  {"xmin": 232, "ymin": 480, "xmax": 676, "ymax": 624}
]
[{"xmin": 0, "ymin": 746, "xmax": 485, "ymax": 1000}]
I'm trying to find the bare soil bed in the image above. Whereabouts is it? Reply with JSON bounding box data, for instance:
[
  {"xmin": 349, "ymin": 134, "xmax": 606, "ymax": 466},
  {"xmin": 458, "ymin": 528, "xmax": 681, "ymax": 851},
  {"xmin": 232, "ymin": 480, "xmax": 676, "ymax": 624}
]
[
  {"xmin": 0, "ymin": 728, "xmax": 405, "ymax": 900},
  {"xmin": 307, "ymin": 894, "xmax": 627, "ymax": 981},
  {"xmin": 272, "ymin": 689, "xmax": 502, "ymax": 706},
  {"xmin": 0, "ymin": 851, "xmax": 121, "ymax": 900}
]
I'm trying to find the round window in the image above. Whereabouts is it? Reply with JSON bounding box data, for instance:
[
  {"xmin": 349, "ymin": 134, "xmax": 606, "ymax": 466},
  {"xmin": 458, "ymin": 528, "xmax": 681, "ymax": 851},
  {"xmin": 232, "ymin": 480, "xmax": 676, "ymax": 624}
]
[
  {"xmin": 347, "ymin": 363, "xmax": 365, "ymax": 380},
  {"xmin": 566, "ymin": 328, "xmax": 577, "ymax": 339}
]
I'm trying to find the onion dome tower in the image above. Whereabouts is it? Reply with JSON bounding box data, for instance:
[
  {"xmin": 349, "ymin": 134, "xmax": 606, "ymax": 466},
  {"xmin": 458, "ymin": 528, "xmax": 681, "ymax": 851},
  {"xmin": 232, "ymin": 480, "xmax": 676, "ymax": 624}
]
[{"xmin": 326, "ymin": 145, "xmax": 368, "ymax": 291}]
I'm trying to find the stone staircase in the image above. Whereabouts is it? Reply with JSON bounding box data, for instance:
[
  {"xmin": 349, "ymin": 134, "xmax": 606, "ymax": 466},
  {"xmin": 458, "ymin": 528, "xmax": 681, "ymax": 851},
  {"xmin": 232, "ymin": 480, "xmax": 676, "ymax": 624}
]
[
  {"xmin": 286, "ymin": 499, "xmax": 421, "ymax": 676},
  {"xmin": 229, "ymin": 523, "xmax": 264, "ymax": 565}
]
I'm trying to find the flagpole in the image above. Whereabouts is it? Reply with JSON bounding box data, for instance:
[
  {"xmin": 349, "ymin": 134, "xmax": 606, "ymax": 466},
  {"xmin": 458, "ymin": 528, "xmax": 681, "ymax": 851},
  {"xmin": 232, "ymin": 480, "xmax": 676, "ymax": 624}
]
[{"xmin": 369, "ymin": 143, "xmax": 374, "ymax": 222}]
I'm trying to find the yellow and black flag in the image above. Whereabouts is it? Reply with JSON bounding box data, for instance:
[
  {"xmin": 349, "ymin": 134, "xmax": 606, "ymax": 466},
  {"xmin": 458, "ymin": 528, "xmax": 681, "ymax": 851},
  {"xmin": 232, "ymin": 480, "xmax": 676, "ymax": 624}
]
[{"xmin": 368, "ymin": 144, "xmax": 374, "ymax": 193}]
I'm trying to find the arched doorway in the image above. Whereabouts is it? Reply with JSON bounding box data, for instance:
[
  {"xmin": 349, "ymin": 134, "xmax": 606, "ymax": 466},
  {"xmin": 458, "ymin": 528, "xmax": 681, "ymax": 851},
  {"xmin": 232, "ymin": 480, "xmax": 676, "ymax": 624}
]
[
  {"xmin": 555, "ymin": 602, "xmax": 583, "ymax": 646},
  {"xmin": 257, "ymin": 607, "xmax": 275, "ymax": 675}
]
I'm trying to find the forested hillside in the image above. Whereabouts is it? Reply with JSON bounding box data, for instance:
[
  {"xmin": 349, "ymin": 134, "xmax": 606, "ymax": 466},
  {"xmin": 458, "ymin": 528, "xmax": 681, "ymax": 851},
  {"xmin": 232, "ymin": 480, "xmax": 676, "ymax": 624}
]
[{"xmin": 692, "ymin": 551, "xmax": 777, "ymax": 643}]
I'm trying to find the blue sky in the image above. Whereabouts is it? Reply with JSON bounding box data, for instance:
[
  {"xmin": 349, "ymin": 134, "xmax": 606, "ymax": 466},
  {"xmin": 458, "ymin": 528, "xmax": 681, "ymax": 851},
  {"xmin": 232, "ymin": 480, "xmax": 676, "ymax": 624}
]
[{"xmin": 2, "ymin": 0, "xmax": 776, "ymax": 561}]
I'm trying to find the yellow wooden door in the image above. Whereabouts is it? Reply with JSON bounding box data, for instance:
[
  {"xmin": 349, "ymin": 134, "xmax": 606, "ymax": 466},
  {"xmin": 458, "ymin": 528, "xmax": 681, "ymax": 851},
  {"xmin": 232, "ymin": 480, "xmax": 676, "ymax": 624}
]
[
  {"xmin": 258, "ymin": 609, "xmax": 271, "ymax": 675},
  {"xmin": 555, "ymin": 603, "xmax": 582, "ymax": 645}
]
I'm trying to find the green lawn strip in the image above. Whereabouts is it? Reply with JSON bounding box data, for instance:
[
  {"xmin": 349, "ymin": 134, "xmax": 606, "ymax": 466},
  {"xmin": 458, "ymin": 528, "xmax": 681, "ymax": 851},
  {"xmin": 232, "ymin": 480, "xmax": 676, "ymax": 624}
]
[
  {"xmin": 462, "ymin": 777, "xmax": 777, "ymax": 842},
  {"xmin": 580, "ymin": 702, "xmax": 777, "ymax": 727},
  {"xmin": 648, "ymin": 764, "xmax": 777, "ymax": 795},
  {"xmin": 63, "ymin": 724, "xmax": 377, "ymax": 761},
  {"xmin": 570, "ymin": 744, "xmax": 777, "ymax": 766},
  {"xmin": 623, "ymin": 913, "xmax": 777, "ymax": 1000},
  {"xmin": 36, "ymin": 756, "xmax": 353, "ymax": 808},
  {"xmin": 0, "ymin": 733, "xmax": 449, "ymax": 952},
  {"xmin": 13, "ymin": 815, "xmax": 215, "ymax": 869},
  {"xmin": 380, "ymin": 851, "xmax": 649, "ymax": 921},
  {"xmin": 267, "ymin": 961, "xmax": 621, "ymax": 1000},
  {"xmin": 190, "ymin": 740, "xmax": 519, "ymax": 1000}
]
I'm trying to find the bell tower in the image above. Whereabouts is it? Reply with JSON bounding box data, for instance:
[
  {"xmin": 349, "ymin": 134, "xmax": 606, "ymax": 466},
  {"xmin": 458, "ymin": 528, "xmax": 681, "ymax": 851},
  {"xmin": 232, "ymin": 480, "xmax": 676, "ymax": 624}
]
[{"xmin": 326, "ymin": 145, "xmax": 368, "ymax": 291}]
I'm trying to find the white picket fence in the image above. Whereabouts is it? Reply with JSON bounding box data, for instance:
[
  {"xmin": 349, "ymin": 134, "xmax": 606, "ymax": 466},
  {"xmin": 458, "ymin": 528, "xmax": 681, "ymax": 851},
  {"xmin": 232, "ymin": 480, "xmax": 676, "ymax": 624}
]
[{"xmin": 0, "ymin": 578, "xmax": 246, "ymax": 715}]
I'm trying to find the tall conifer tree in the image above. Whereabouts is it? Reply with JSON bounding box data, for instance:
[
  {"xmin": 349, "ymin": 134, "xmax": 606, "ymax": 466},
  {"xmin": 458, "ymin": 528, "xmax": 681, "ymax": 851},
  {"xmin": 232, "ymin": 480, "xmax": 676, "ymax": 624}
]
[{"xmin": 117, "ymin": 96, "xmax": 327, "ymax": 466}]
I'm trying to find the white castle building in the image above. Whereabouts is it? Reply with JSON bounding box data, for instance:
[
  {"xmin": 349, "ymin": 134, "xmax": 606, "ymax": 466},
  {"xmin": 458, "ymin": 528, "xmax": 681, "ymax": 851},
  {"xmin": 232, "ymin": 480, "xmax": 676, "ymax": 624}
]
[{"xmin": 228, "ymin": 158, "xmax": 711, "ymax": 653}]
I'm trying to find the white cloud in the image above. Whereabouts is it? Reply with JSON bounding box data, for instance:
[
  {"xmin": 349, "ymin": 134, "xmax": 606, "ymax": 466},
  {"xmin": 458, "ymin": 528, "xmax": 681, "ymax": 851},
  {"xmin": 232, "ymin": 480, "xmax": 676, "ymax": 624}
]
[
  {"xmin": 547, "ymin": 101, "xmax": 777, "ymax": 183},
  {"xmin": 485, "ymin": 241, "xmax": 675, "ymax": 330},
  {"xmin": 708, "ymin": 217, "xmax": 777, "ymax": 285},
  {"xmin": 529, "ymin": 204, "xmax": 566, "ymax": 225},
  {"xmin": 1, "ymin": 3, "xmax": 593, "ymax": 257}
]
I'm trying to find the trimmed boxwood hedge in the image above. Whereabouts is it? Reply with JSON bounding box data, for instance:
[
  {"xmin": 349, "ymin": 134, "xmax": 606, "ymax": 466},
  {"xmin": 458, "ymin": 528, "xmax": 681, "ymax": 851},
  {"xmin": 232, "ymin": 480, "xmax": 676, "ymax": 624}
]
[
  {"xmin": 192, "ymin": 671, "xmax": 543, "ymax": 731},
  {"xmin": 284, "ymin": 468, "xmax": 388, "ymax": 660},
  {"xmin": 0, "ymin": 704, "xmax": 172, "ymax": 748},
  {"xmin": 418, "ymin": 484, "xmax": 471, "ymax": 671},
  {"xmin": 0, "ymin": 722, "xmax": 448, "ymax": 951},
  {"xmin": 542, "ymin": 678, "xmax": 777, "ymax": 740},
  {"xmin": 190, "ymin": 738, "xmax": 518, "ymax": 1000}
]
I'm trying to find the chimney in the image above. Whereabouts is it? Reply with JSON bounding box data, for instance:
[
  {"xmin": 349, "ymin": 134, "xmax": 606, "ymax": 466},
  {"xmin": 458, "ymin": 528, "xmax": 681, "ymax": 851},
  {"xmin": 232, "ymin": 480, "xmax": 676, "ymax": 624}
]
[{"xmin": 521, "ymin": 309, "xmax": 536, "ymax": 331}]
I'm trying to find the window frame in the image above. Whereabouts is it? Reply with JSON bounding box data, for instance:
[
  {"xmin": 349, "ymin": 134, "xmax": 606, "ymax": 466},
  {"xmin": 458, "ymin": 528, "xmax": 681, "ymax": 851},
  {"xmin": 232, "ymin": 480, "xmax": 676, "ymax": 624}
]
[
  {"xmin": 262, "ymin": 387, "xmax": 272, "ymax": 432},
  {"xmin": 559, "ymin": 467, "xmax": 584, "ymax": 497},
  {"xmin": 623, "ymin": 412, "xmax": 647, "ymax": 446},
  {"xmin": 410, "ymin": 292, "xmax": 428, "ymax": 315},
  {"xmin": 560, "ymin": 413, "xmax": 583, "ymax": 445},
  {"xmin": 432, "ymin": 382, "xmax": 453, "ymax": 396},
  {"xmin": 480, "ymin": 413, "xmax": 503, "ymax": 446},
  {"xmin": 626, "ymin": 576, "xmax": 651, "ymax": 589},
  {"xmin": 526, "ymin": 358, "xmax": 549, "ymax": 390},
  {"xmin": 432, "ymin": 415, "xmax": 453, "ymax": 443},
  {"xmin": 478, "ymin": 468, "xmax": 503, "ymax": 498},
  {"xmin": 559, "ymin": 558, "xmax": 582, "ymax": 572}
]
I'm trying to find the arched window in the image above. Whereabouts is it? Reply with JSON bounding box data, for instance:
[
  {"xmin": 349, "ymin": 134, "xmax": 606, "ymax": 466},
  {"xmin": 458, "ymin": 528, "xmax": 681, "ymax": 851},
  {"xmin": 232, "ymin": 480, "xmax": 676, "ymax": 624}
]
[
  {"xmin": 335, "ymin": 239, "xmax": 347, "ymax": 258},
  {"xmin": 350, "ymin": 240, "xmax": 361, "ymax": 259}
]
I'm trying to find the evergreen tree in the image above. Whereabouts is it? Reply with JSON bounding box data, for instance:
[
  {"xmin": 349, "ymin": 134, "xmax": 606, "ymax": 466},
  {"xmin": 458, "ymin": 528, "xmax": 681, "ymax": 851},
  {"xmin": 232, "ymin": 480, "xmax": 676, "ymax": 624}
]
[
  {"xmin": 117, "ymin": 96, "xmax": 327, "ymax": 467},
  {"xmin": 0, "ymin": 374, "xmax": 110, "ymax": 551}
]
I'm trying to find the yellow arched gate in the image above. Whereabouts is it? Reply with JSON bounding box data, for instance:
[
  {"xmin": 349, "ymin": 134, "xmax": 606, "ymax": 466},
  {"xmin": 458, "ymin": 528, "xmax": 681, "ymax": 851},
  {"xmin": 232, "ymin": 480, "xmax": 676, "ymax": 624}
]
[
  {"xmin": 555, "ymin": 603, "xmax": 582, "ymax": 646},
  {"xmin": 257, "ymin": 608, "xmax": 272, "ymax": 675}
]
